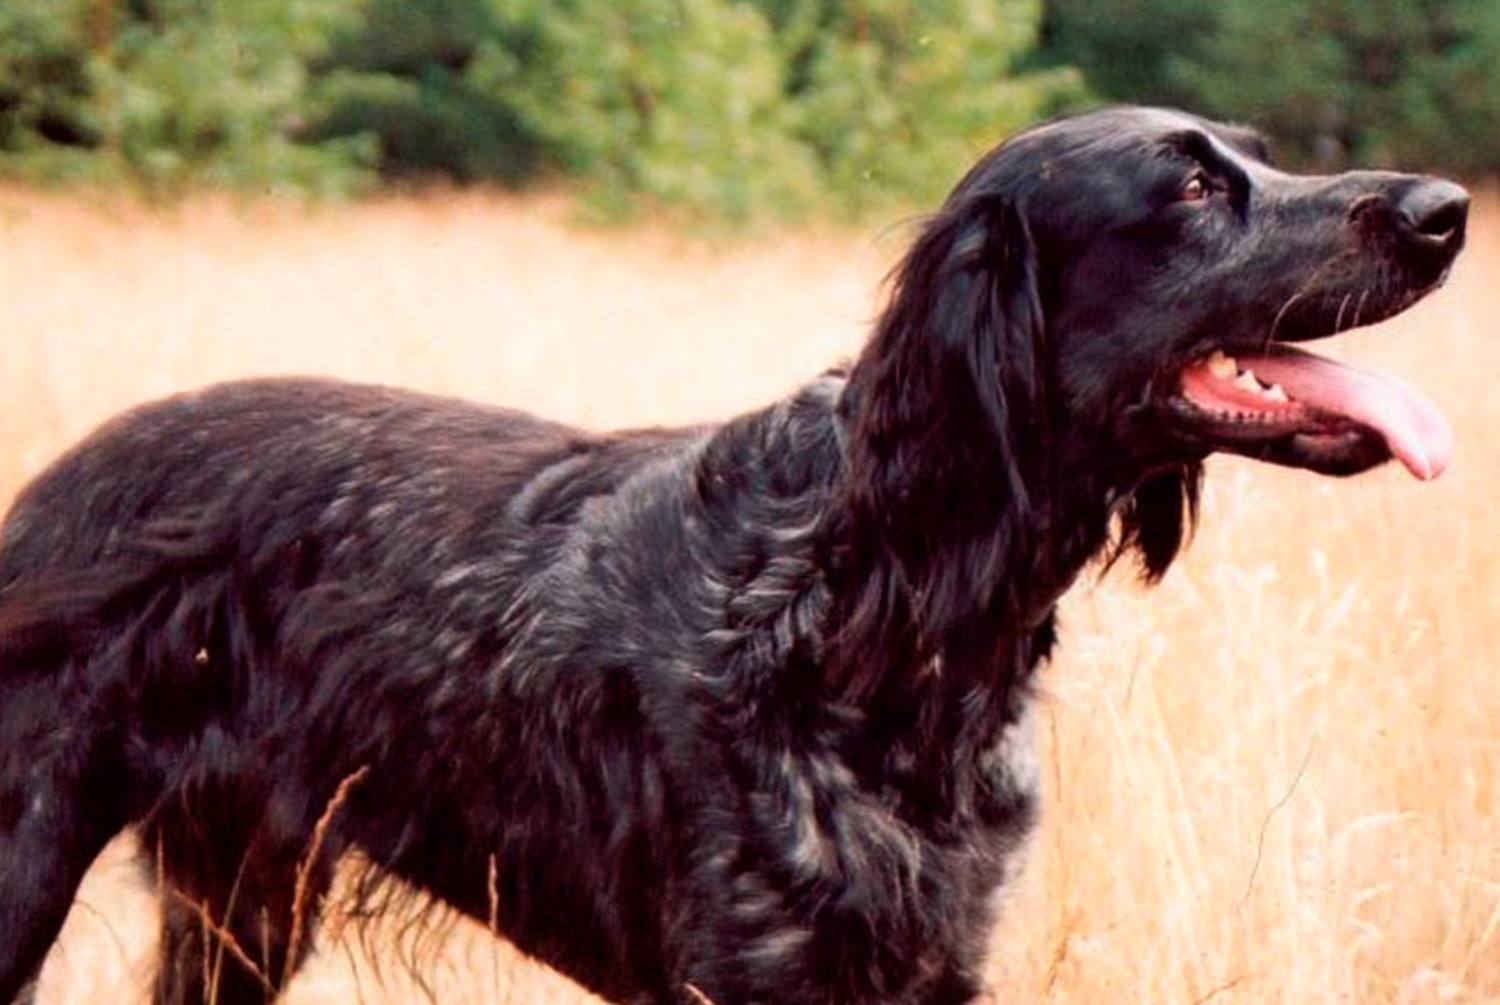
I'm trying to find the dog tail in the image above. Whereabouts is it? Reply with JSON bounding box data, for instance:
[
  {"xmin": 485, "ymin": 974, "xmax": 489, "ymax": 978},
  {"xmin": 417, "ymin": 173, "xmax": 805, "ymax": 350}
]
[{"xmin": 0, "ymin": 512, "xmax": 235, "ymax": 676}]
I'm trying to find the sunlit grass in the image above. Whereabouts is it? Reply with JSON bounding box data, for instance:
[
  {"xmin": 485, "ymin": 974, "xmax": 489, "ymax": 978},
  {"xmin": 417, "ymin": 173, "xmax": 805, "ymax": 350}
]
[{"xmin": 4, "ymin": 186, "xmax": 1497, "ymax": 1004}]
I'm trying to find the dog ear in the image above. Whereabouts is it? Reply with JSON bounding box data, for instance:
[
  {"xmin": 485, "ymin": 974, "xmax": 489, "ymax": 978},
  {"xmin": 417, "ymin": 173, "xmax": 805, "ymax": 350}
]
[
  {"xmin": 829, "ymin": 193, "xmax": 1046, "ymax": 702},
  {"xmin": 865, "ymin": 191, "xmax": 1045, "ymax": 474}
]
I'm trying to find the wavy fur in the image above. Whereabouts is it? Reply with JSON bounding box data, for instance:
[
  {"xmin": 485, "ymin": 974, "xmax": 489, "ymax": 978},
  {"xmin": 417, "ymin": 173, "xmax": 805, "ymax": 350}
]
[{"xmin": 0, "ymin": 107, "xmax": 1466, "ymax": 1005}]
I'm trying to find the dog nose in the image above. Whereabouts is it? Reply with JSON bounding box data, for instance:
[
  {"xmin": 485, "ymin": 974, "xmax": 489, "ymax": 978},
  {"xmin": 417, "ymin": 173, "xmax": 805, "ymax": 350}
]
[{"xmin": 1394, "ymin": 178, "xmax": 1469, "ymax": 250}]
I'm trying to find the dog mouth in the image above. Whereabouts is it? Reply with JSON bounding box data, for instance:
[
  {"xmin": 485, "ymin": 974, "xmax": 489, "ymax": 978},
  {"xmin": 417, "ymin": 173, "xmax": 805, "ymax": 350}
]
[{"xmin": 1168, "ymin": 345, "xmax": 1452, "ymax": 480}]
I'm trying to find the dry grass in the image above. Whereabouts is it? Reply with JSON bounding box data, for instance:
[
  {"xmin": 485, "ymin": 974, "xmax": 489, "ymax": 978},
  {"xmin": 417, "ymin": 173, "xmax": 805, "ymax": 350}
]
[{"xmin": 3, "ymin": 185, "xmax": 1497, "ymax": 1004}]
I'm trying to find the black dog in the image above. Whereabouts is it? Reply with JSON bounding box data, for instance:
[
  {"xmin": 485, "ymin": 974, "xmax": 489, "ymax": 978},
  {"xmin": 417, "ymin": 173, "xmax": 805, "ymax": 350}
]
[{"xmin": 0, "ymin": 107, "xmax": 1467, "ymax": 1005}]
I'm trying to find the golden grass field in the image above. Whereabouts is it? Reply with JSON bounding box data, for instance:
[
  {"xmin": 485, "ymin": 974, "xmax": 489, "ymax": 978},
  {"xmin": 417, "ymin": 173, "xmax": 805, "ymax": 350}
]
[{"xmin": 2, "ymin": 185, "xmax": 1498, "ymax": 1004}]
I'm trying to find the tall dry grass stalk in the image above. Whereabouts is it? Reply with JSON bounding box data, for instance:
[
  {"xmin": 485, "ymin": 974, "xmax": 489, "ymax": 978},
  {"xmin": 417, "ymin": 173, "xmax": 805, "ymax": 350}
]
[{"xmin": 4, "ymin": 186, "xmax": 1496, "ymax": 1004}]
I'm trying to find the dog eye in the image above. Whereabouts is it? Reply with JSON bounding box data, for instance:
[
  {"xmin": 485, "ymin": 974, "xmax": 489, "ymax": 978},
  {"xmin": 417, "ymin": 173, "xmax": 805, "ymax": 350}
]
[{"xmin": 1179, "ymin": 172, "xmax": 1213, "ymax": 202}]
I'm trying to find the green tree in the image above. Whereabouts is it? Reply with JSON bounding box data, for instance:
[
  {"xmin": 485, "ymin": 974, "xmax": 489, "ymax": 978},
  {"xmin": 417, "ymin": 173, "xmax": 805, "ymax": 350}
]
[
  {"xmin": 3, "ymin": 0, "xmax": 1086, "ymax": 218},
  {"xmin": 0, "ymin": 0, "xmax": 369, "ymax": 192},
  {"xmin": 1037, "ymin": 0, "xmax": 1209, "ymax": 110},
  {"xmin": 89, "ymin": 0, "xmax": 369, "ymax": 192},
  {"xmin": 764, "ymin": 0, "xmax": 1085, "ymax": 213},
  {"xmin": 303, "ymin": 0, "xmax": 542, "ymax": 184},
  {"xmin": 1041, "ymin": 0, "xmax": 1500, "ymax": 175},
  {"xmin": 1180, "ymin": 0, "xmax": 1500, "ymax": 173},
  {"xmin": 470, "ymin": 0, "xmax": 821, "ymax": 221},
  {"xmin": 315, "ymin": 0, "xmax": 1079, "ymax": 219},
  {"xmin": 0, "ymin": 1, "xmax": 99, "ymax": 180}
]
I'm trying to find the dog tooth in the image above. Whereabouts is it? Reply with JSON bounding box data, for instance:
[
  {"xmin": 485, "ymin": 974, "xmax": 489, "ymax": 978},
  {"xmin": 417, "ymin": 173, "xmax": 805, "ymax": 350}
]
[
  {"xmin": 1234, "ymin": 369, "xmax": 1263, "ymax": 392},
  {"xmin": 1264, "ymin": 383, "xmax": 1288, "ymax": 403},
  {"xmin": 1208, "ymin": 351, "xmax": 1237, "ymax": 378}
]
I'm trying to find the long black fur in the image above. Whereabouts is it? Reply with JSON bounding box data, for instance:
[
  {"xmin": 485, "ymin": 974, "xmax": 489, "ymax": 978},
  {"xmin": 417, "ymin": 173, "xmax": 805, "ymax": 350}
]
[{"xmin": 0, "ymin": 107, "xmax": 1467, "ymax": 1004}]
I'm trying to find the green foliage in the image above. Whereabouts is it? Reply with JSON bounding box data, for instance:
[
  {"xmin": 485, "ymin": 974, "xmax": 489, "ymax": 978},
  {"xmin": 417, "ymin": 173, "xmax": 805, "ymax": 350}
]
[
  {"xmin": 305, "ymin": 68, "xmax": 536, "ymax": 184},
  {"xmin": 763, "ymin": 0, "xmax": 1084, "ymax": 213},
  {"xmin": 0, "ymin": 0, "xmax": 1081, "ymax": 219},
  {"xmin": 1037, "ymin": 0, "xmax": 1208, "ymax": 110},
  {"xmin": 0, "ymin": 0, "xmax": 373, "ymax": 194},
  {"xmin": 0, "ymin": 2, "xmax": 97, "ymax": 164},
  {"xmin": 303, "ymin": 0, "xmax": 1081, "ymax": 220},
  {"xmin": 1181, "ymin": 0, "xmax": 1500, "ymax": 174},
  {"xmin": 469, "ymin": 0, "xmax": 823, "ymax": 221},
  {"xmin": 6, "ymin": 0, "xmax": 1500, "ymax": 216},
  {"xmin": 92, "ymin": 0, "xmax": 372, "ymax": 194},
  {"xmin": 303, "ymin": 0, "xmax": 538, "ymax": 183},
  {"xmin": 1042, "ymin": 0, "xmax": 1500, "ymax": 175}
]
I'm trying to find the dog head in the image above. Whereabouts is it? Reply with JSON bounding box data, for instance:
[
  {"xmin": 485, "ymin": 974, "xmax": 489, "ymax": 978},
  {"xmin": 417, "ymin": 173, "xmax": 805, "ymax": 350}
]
[
  {"xmin": 961, "ymin": 105, "xmax": 1466, "ymax": 485},
  {"xmin": 831, "ymin": 106, "xmax": 1466, "ymax": 698}
]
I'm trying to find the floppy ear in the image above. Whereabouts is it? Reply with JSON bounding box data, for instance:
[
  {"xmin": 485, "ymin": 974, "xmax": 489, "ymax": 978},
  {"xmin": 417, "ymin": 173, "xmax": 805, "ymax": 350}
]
[
  {"xmin": 827, "ymin": 192, "xmax": 1047, "ymax": 702},
  {"xmin": 861, "ymin": 192, "xmax": 1045, "ymax": 471}
]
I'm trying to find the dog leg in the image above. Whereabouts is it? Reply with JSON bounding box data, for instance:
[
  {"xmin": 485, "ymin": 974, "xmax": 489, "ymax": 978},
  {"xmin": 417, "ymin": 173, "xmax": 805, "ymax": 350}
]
[
  {"xmin": 0, "ymin": 803, "xmax": 112, "ymax": 1004},
  {"xmin": 0, "ymin": 684, "xmax": 129, "ymax": 1004},
  {"xmin": 144, "ymin": 785, "xmax": 340, "ymax": 1005}
]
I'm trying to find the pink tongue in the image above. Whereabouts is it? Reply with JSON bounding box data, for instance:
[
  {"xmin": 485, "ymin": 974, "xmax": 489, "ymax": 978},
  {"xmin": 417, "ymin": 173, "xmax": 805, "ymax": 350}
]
[{"xmin": 1248, "ymin": 353, "xmax": 1452, "ymax": 480}]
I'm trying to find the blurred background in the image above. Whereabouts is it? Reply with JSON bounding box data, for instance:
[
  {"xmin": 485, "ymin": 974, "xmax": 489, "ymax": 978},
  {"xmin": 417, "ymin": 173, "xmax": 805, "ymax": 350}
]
[
  {"xmin": 5, "ymin": 0, "xmax": 1500, "ymax": 218},
  {"xmin": 3, "ymin": 2, "xmax": 1499, "ymax": 1004}
]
